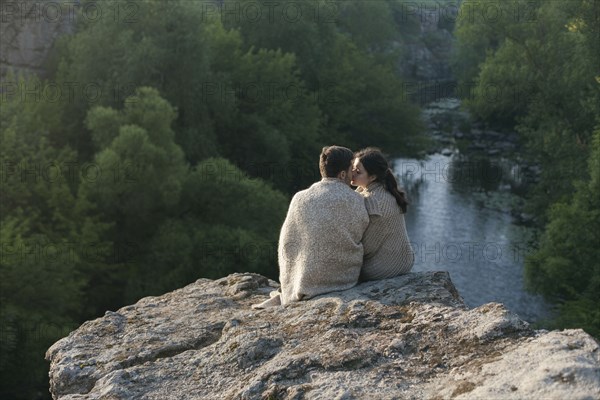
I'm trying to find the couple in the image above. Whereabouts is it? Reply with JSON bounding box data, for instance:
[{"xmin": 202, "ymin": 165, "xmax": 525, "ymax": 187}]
[{"xmin": 253, "ymin": 145, "xmax": 414, "ymax": 309}]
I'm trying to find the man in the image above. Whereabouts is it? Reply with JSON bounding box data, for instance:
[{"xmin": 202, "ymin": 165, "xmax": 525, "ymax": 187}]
[{"xmin": 252, "ymin": 146, "xmax": 369, "ymax": 308}]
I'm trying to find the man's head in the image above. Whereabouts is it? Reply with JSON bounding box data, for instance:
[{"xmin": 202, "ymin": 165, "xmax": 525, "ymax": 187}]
[{"xmin": 319, "ymin": 145, "xmax": 353, "ymax": 185}]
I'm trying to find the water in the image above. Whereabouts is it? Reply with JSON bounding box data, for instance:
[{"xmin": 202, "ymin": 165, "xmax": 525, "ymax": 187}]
[{"xmin": 394, "ymin": 140, "xmax": 551, "ymax": 323}]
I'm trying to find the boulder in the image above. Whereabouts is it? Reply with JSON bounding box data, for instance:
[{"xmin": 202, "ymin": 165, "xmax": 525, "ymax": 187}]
[{"xmin": 46, "ymin": 272, "xmax": 600, "ymax": 399}]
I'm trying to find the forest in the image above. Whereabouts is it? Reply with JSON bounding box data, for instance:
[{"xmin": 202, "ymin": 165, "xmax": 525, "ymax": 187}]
[
  {"xmin": 452, "ymin": 0, "xmax": 599, "ymax": 338},
  {"xmin": 0, "ymin": 0, "xmax": 598, "ymax": 398}
]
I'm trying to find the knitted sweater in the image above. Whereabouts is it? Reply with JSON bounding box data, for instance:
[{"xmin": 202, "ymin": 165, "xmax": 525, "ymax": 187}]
[
  {"xmin": 357, "ymin": 182, "xmax": 415, "ymax": 281},
  {"xmin": 278, "ymin": 178, "xmax": 369, "ymax": 305}
]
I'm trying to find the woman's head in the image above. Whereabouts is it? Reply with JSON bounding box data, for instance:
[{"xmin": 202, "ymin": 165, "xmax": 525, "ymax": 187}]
[
  {"xmin": 352, "ymin": 147, "xmax": 409, "ymax": 213},
  {"xmin": 351, "ymin": 148, "xmax": 387, "ymax": 188}
]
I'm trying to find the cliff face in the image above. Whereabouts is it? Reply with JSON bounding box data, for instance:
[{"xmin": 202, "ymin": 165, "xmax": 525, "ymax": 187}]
[
  {"xmin": 46, "ymin": 272, "xmax": 600, "ymax": 400},
  {"xmin": 0, "ymin": 0, "xmax": 74, "ymax": 79},
  {"xmin": 396, "ymin": 9, "xmax": 455, "ymax": 83},
  {"xmin": 394, "ymin": 6, "xmax": 457, "ymax": 106}
]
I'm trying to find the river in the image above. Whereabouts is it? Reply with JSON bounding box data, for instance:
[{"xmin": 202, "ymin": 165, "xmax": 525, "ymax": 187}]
[{"xmin": 394, "ymin": 99, "xmax": 551, "ymax": 323}]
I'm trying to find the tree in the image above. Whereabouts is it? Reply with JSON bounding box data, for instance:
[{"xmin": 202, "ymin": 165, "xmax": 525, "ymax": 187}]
[
  {"xmin": 53, "ymin": 0, "xmax": 217, "ymax": 163},
  {"xmin": 452, "ymin": 0, "xmax": 600, "ymax": 219},
  {"xmin": 204, "ymin": 20, "xmax": 322, "ymax": 193},
  {"xmin": 54, "ymin": 0, "xmax": 325, "ymax": 193},
  {"xmin": 453, "ymin": 0, "xmax": 600, "ymax": 336},
  {"xmin": 81, "ymin": 88, "xmax": 289, "ymax": 304},
  {"xmin": 0, "ymin": 73, "xmax": 110, "ymax": 399},
  {"xmin": 78, "ymin": 87, "xmax": 188, "ymax": 311},
  {"xmin": 222, "ymin": 0, "xmax": 428, "ymax": 158},
  {"xmin": 336, "ymin": 0, "xmax": 398, "ymax": 54},
  {"xmin": 525, "ymin": 127, "xmax": 600, "ymax": 338},
  {"xmin": 82, "ymin": 87, "xmax": 188, "ymax": 241},
  {"xmin": 124, "ymin": 157, "xmax": 288, "ymax": 301}
]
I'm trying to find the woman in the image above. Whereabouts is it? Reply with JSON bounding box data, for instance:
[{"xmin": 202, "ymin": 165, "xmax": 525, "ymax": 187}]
[{"xmin": 352, "ymin": 147, "xmax": 415, "ymax": 281}]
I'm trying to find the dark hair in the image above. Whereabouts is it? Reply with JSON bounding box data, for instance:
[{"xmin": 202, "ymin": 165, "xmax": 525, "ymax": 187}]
[
  {"xmin": 354, "ymin": 147, "xmax": 409, "ymax": 213},
  {"xmin": 319, "ymin": 145, "xmax": 353, "ymax": 178}
]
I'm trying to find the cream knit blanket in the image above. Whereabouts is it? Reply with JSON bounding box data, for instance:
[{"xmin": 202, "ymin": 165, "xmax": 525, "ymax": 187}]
[
  {"xmin": 358, "ymin": 182, "xmax": 415, "ymax": 281},
  {"xmin": 278, "ymin": 178, "xmax": 369, "ymax": 305}
]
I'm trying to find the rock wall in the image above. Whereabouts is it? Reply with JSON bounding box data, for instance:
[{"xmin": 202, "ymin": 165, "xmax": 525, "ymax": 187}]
[
  {"xmin": 0, "ymin": 0, "xmax": 74, "ymax": 80},
  {"xmin": 46, "ymin": 271, "xmax": 600, "ymax": 399},
  {"xmin": 395, "ymin": 4, "xmax": 458, "ymax": 105},
  {"xmin": 398, "ymin": 10, "xmax": 455, "ymax": 81}
]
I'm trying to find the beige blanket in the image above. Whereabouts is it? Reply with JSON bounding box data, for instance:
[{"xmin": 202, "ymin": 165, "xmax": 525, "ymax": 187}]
[{"xmin": 278, "ymin": 178, "xmax": 369, "ymax": 305}]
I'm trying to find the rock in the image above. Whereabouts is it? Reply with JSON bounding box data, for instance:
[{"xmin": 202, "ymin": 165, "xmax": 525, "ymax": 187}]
[
  {"xmin": 426, "ymin": 328, "xmax": 600, "ymax": 399},
  {"xmin": 441, "ymin": 148, "xmax": 454, "ymax": 157},
  {"xmin": 468, "ymin": 141, "xmax": 486, "ymax": 150},
  {"xmin": 0, "ymin": 0, "xmax": 74, "ymax": 79},
  {"xmin": 46, "ymin": 272, "xmax": 600, "ymax": 399},
  {"xmin": 514, "ymin": 212, "xmax": 536, "ymax": 225}
]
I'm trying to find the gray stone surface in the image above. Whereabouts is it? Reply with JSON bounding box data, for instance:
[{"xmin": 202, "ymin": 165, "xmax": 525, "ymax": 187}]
[
  {"xmin": 395, "ymin": 6, "xmax": 456, "ymax": 83},
  {"xmin": 46, "ymin": 272, "xmax": 600, "ymax": 400},
  {"xmin": 0, "ymin": 0, "xmax": 74, "ymax": 79}
]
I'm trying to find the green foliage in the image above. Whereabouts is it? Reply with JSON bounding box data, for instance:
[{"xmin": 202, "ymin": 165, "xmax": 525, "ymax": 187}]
[
  {"xmin": 220, "ymin": 0, "xmax": 339, "ymax": 88},
  {"xmin": 56, "ymin": 0, "xmax": 325, "ymax": 193},
  {"xmin": 526, "ymin": 128, "xmax": 600, "ymax": 338},
  {"xmin": 0, "ymin": 73, "xmax": 110, "ymax": 399},
  {"xmin": 453, "ymin": 0, "xmax": 599, "ymax": 210},
  {"xmin": 455, "ymin": 0, "xmax": 600, "ymax": 337},
  {"xmin": 54, "ymin": 0, "xmax": 219, "ymax": 162},
  {"xmin": 54, "ymin": 0, "xmax": 431, "ymax": 193},
  {"xmin": 221, "ymin": 0, "xmax": 428, "ymax": 159},
  {"xmin": 75, "ymin": 88, "xmax": 187, "ymax": 314},
  {"xmin": 181, "ymin": 158, "xmax": 288, "ymax": 239},
  {"xmin": 2, "ymin": 1, "xmax": 438, "ymax": 397},
  {"xmin": 319, "ymin": 35, "xmax": 428, "ymax": 153},
  {"xmin": 453, "ymin": 0, "xmax": 599, "ymax": 215},
  {"xmin": 205, "ymin": 21, "xmax": 322, "ymax": 192},
  {"xmin": 125, "ymin": 157, "xmax": 287, "ymax": 301},
  {"xmin": 82, "ymin": 87, "xmax": 188, "ymax": 240},
  {"xmin": 336, "ymin": 0, "xmax": 398, "ymax": 53},
  {"xmin": 80, "ymin": 90, "xmax": 288, "ymax": 305},
  {"xmin": 199, "ymin": 23, "xmax": 323, "ymax": 193}
]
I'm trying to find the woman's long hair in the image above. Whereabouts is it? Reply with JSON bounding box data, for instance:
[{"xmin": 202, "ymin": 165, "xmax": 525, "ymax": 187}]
[{"xmin": 354, "ymin": 147, "xmax": 409, "ymax": 213}]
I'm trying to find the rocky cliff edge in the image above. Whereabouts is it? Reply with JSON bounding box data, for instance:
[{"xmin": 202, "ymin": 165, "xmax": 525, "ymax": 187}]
[{"xmin": 46, "ymin": 272, "xmax": 600, "ymax": 399}]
